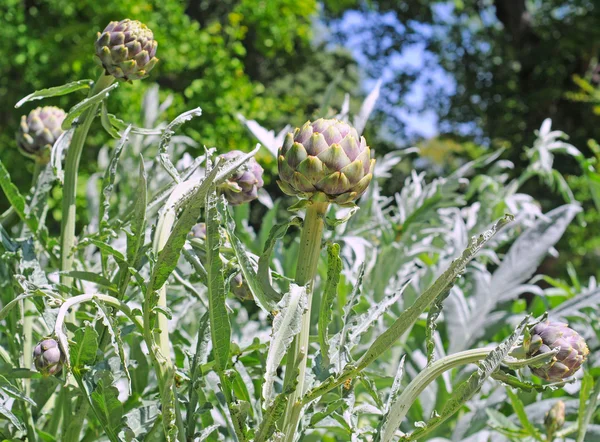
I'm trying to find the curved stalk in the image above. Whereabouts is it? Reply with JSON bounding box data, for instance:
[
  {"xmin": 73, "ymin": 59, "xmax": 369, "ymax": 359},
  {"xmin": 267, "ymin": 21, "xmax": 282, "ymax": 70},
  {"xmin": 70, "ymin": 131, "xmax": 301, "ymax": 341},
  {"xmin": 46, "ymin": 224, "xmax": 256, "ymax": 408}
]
[
  {"xmin": 382, "ymin": 348, "xmax": 493, "ymax": 440},
  {"xmin": 380, "ymin": 347, "xmax": 549, "ymax": 441},
  {"xmin": 282, "ymin": 200, "xmax": 329, "ymax": 441},
  {"xmin": 54, "ymin": 293, "xmax": 144, "ymax": 362},
  {"xmin": 60, "ymin": 73, "xmax": 115, "ymax": 288}
]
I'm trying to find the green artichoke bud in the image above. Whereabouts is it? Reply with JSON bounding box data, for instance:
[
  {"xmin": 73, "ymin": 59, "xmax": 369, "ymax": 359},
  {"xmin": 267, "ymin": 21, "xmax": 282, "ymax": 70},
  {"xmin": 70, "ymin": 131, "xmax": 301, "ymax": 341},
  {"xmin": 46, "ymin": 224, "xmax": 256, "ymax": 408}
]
[
  {"xmin": 16, "ymin": 106, "xmax": 66, "ymax": 164},
  {"xmin": 230, "ymin": 272, "xmax": 252, "ymax": 301},
  {"xmin": 33, "ymin": 339, "xmax": 64, "ymax": 376},
  {"xmin": 544, "ymin": 400, "xmax": 565, "ymax": 439},
  {"xmin": 95, "ymin": 19, "xmax": 158, "ymax": 81},
  {"xmin": 218, "ymin": 150, "xmax": 264, "ymax": 205},
  {"xmin": 277, "ymin": 119, "xmax": 375, "ymax": 204},
  {"xmin": 523, "ymin": 320, "xmax": 589, "ymax": 381}
]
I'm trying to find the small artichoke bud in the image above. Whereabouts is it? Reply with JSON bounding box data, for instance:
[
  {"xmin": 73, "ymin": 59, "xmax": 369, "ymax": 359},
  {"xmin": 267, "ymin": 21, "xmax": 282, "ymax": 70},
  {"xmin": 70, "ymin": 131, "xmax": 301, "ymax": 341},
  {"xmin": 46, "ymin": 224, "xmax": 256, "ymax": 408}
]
[
  {"xmin": 230, "ymin": 272, "xmax": 252, "ymax": 301},
  {"xmin": 189, "ymin": 223, "xmax": 207, "ymax": 241},
  {"xmin": 17, "ymin": 106, "xmax": 66, "ymax": 164},
  {"xmin": 523, "ymin": 320, "xmax": 589, "ymax": 382},
  {"xmin": 218, "ymin": 150, "xmax": 264, "ymax": 205},
  {"xmin": 544, "ymin": 400, "xmax": 565, "ymax": 439},
  {"xmin": 277, "ymin": 119, "xmax": 375, "ymax": 204},
  {"xmin": 95, "ymin": 19, "xmax": 158, "ymax": 81},
  {"xmin": 33, "ymin": 339, "xmax": 64, "ymax": 376}
]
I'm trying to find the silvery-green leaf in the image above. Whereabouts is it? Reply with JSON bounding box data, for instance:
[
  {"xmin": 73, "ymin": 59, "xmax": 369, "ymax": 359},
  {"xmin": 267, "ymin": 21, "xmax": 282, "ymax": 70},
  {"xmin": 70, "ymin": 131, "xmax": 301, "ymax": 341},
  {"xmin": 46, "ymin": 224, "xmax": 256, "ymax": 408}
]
[{"xmin": 262, "ymin": 284, "xmax": 307, "ymax": 407}]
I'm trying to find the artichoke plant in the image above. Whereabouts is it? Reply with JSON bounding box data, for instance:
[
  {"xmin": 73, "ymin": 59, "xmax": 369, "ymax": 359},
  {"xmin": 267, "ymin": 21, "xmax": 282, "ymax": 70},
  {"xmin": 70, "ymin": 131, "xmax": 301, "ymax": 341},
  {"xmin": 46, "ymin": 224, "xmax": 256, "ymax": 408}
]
[
  {"xmin": 33, "ymin": 339, "xmax": 64, "ymax": 377},
  {"xmin": 523, "ymin": 320, "xmax": 589, "ymax": 381},
  {"xmin": 218, "ymin": 150, "xmax": 264, "ymax": 205},
  {"xmin": 277, "ymin": 118, "xmax": 375, "ymax": 204},
  {"xmin": 95, "ymin": 19, "xmax": 158, "ymax": 81},
  {"xmin": 17, "ymin": 106, "xmax": 66, "ymax": 163}
]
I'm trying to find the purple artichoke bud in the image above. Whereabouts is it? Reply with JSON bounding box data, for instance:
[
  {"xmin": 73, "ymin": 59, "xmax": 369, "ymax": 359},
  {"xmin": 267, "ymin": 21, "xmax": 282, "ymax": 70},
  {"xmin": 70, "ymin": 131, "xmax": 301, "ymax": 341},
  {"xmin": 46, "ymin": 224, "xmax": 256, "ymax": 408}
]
[
  {"xmin": 16, "ymin": 106, "xmax": 66, "ymax": 164},
  {"xmin": 33, "ymin": 339, "xmax": 64, "ymax": 377},
  {"xmin": 218, "ymin": 150, "xmax": 264, "ymax": 205},
  {"xmin": 544, "ymin": 400, "xmax": 565, "ymax": 438},
  {"xmin": 189, "ymin": 223, "xmax": 207, "ymax": 241},
  {"xmin": 277, "ymin": 119, "xmax": 375, "ymax": 204},
  {"xmin": 523, "ymin": 320, "xmax": 589, "ymax": 382},
  {"xmin": 230, "ymin": 272, "xmax": 252, "ymax": 301},
  {"xmin": 95, "ymin": 19, "xmax": 159, "ymax": 81}
]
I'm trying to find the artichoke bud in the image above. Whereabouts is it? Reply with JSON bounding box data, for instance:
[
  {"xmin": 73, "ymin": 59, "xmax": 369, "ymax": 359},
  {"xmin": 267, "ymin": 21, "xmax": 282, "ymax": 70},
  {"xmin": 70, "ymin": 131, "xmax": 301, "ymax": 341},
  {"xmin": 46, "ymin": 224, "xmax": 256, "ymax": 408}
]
[
  {"xmin": 217, "ymin": 150, "xmax": 264, "ymax": 205},
  {"xmin": 277, "ymin": 119, "xmax": 375, "ymax": 205},
  {"xmin": 544, "ymin": 400, "xmax": 565, "ymax": 436},
  {"xmin": 33, "ymin": 338, "xmax": 64, "ymax": 377},
  {"xmin": 230, "ymin": 272, "xmax": 252, "ymax": 301},
  {"xmin": 95, "ymin": 19, "xmax": 158, "ymax": 81},
  {"xmin": 16, "ymin": 106, "xmax": 66, "ymax": 164},
  {"xmin": 523, "ymin": 320, "xmax": 589, "ymax": 382}
]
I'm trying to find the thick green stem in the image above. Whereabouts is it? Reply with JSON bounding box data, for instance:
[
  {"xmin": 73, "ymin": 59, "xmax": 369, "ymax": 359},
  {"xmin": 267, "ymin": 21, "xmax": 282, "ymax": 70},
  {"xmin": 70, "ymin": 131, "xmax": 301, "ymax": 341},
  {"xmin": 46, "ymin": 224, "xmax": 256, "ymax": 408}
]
[
  {"xmin": 152, "ymin": 208, "xmax": 177, "ymax": 364},
  {"xmin": 381, "ymin": 348, "xmax": 492, "ymax": 441},
  {"xmin": 23, "ymin": 161, "xmax": 42, "ymax": 398},
  {"xmin": 282, "ymin": 201, "xmax": 329, "ymax": 441},
  {"xmin": 60, "ymin": 73, "xmax": 115, "ymax": 287}
]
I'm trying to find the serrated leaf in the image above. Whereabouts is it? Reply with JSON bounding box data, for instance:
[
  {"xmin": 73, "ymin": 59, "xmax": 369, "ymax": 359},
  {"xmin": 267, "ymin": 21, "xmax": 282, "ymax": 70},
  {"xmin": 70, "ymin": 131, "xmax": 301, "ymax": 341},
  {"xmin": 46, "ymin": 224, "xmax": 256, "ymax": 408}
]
[
  {"xmin": 62, "ymin": 82, "xmax": 119, "ymax": 129},
  {"xmin": 359, "ymin": 216, "xmax": 510, "ymax": 365},
  {"xmin": 318, "ymin": 243, "xmax": 342, "ymax": 369},
  {"xmin": 99, "ymin": 125, "xmax": 132, "ymax": 227},
  {"xmin": 15, "ymin": 79, "xmax": 92, "ymax": 108},
  {"xmin": 70, "ymin": 326, "xmax": 99, "ymax": 371},
  {"xmin": 127, "ymin": 159, "xmax": 147, "ymax": 268},
  {"xmin": 262, "ymin": 284, "xmax": 307, "ymax": 407},
  {"xmin": 93, "ymin": 301, "xmax": 131, "ymax": 394},
  {"xmin": 158, "ymin": 108, "xmax": 202, "ymax": 182},
  {"xmin": 206, "ymin": 192, "xmax": 230, "ymax": 374},
  {"xmin": 255, "ymin": 354, "xmax": 301, "ymax": 442},
  {"xmin": 187, "ymin": 313, "xmax": 211, "ymax": 440},
  {"xmin": 90, "ymin": 375, "xmax": 124, "ymax": 437},
  {"xmin": 461, "ymin": 205, "xmax": 580, "ymax": 349},
  {"xmin": 337, "ymin": 263, "xmax": 366, "ymax": 371},
  {"xmin": 425, "ymin": 285, "xmax": 452, "ymax": 365}
]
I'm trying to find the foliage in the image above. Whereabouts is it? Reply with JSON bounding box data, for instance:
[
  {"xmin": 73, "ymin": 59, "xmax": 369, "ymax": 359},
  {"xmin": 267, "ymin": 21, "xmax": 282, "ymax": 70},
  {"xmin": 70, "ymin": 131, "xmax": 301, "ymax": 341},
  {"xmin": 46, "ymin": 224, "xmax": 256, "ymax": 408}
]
[{"xmin": 0, "ymin": 4, "xmax": 599, "ymax": 442}]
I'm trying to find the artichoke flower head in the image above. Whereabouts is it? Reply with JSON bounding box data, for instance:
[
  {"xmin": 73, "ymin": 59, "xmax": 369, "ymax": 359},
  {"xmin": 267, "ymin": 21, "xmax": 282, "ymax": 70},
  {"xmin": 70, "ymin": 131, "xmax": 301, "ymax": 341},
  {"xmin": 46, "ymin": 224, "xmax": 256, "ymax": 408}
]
[
  {"xmin": 95, "ymin": 19, "xmax": 158, "ymax": 81},
  {"xmin": 33, "ymin": 338, "xmax": 64, "ymax": 377},
  {"xmin": 278, "ymin": 119, "xmax": 375, "ymax": 205},
  {"xmin": 523, "ymin": 320, "xmax": 589, "ymax": 382},
  {"xmin": 17, "ymin": 106, "xmax": 66, "ymax": 164},
  {"xmin": 217, "ymin": 150, "xmax": 264, "ymax": 205}
]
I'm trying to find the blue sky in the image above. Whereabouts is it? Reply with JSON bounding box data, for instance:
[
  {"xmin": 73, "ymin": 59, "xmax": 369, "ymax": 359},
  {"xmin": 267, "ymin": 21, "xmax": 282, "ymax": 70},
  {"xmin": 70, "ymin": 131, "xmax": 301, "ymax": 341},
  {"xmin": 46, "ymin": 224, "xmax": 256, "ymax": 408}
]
[{"xmin": 327, "ymin": 3, "xmax": 460, "ymax": 141}]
